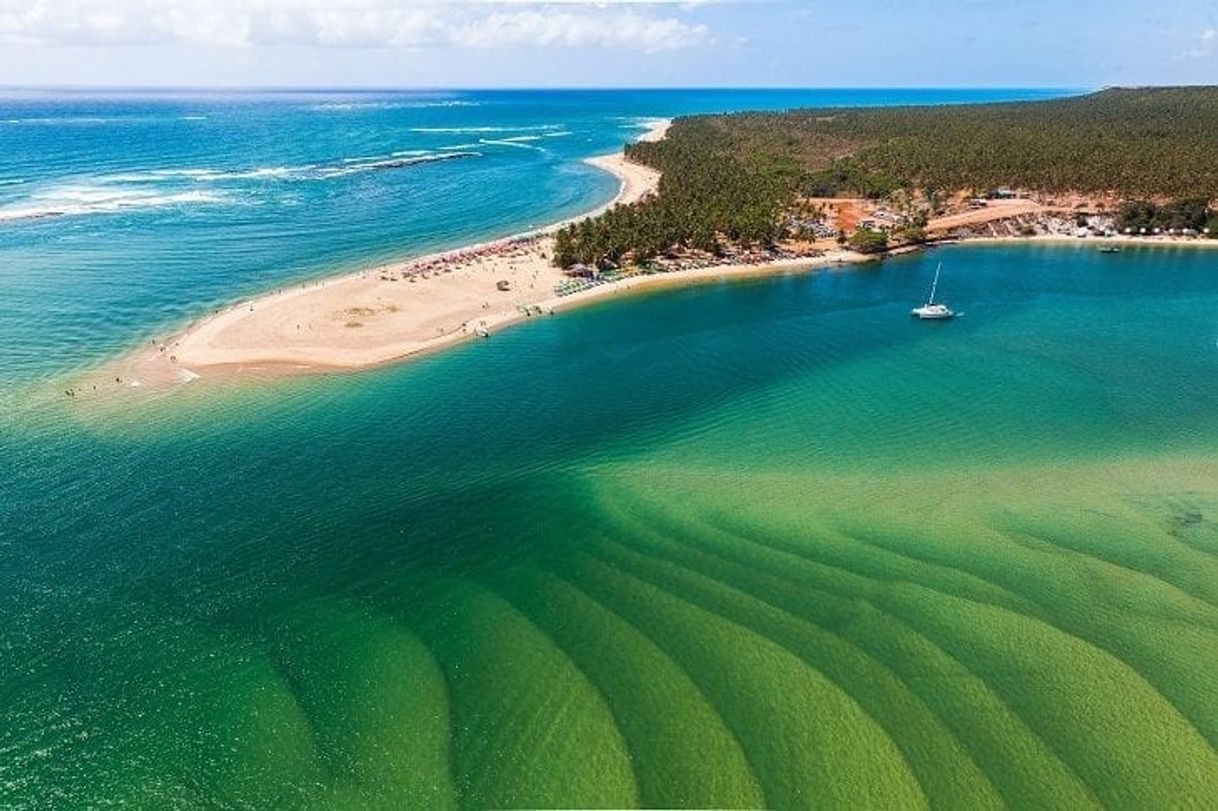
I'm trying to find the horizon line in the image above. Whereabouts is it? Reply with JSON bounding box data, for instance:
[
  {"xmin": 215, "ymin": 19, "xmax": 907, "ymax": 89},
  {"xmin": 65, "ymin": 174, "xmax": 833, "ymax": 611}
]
[{"xmin": 0, "ymin": 83, "xmax": 1105, "ymax": 93}]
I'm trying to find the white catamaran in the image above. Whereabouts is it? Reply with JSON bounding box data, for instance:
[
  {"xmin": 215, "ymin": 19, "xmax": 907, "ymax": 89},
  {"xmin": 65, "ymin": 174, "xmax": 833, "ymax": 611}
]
[{"xmin": 910, "ymin": 261, "xmax": 956, "ymax": 320}]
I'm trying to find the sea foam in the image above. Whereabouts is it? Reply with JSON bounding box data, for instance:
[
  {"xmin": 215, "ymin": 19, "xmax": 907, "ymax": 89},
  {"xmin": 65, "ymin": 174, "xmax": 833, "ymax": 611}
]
[
  {"xmin": 409, "ymin": 124, "xmax": 564, "ymax": 134},
  {"xmin": 73, "ymin": 151, "xmax": 481, "ymax": 190},
  {"xmin": 0, "ymin": 187, "xmax": 226, "ymax": 222}
]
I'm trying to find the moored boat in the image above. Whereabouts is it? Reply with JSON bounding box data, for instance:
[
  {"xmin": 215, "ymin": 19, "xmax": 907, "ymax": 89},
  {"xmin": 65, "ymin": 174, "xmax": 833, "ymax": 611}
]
[{"xmin": 911, "ymin": 262, "xmax": 957, "ymax": 320}]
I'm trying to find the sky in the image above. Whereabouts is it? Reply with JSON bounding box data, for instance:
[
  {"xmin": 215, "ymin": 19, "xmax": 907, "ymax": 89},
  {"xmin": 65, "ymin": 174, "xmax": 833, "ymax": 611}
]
[{"xmin": 0, "ymin": 0, "xmax": 1216, "ymax": 88}]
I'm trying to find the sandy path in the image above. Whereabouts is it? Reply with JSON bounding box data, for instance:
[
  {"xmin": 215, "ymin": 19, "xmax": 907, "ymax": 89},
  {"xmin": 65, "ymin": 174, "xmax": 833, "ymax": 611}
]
[{"xmin": 927, "ymin": 199, "xmax": 1050, "ymax": 231}]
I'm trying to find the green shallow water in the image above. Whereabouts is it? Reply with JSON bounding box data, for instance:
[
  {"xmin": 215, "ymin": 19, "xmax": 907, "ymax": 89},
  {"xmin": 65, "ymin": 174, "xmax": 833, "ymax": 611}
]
[{"xmin": 4, "ymin": 243, "xmax": 1218, "ymax": 807}]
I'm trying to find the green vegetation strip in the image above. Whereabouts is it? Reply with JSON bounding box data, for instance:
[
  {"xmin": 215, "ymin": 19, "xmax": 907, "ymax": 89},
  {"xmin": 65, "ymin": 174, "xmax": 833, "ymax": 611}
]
[{"xmin": 557, "ymin": 87, "xmax": 1218, "ymax": 268}]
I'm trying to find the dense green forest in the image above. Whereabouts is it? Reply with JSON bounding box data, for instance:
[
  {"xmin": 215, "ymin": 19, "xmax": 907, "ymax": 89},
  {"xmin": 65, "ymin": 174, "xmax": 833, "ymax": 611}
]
[
  {"xmin": 554, "ymin": 87, "xmax": 1218, "ymax": 268},
  {"xmin": 1114, "ymin": 198, "xmax": 1217, "ymax": 233}
]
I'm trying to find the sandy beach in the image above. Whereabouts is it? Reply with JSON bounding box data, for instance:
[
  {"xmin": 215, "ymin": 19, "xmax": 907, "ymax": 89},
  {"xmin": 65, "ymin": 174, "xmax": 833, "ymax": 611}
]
[
  {"xmin": 93, "ymin": 116, "xmax": 883, "ymax": 389},
  {"xmin": 99, "ymin": 110, "xmax": 1218, "ymax": 390},
  {"xmin": 107, "ymin": 121, "xmax": 669, "ymax": 386},
  {"xmin": 112, "ymin": 222, "xmax": 872, "ymax": 385},
  {"xmin": 951, "ymin": 233, "xmax": 1218, "ymax": 249}
]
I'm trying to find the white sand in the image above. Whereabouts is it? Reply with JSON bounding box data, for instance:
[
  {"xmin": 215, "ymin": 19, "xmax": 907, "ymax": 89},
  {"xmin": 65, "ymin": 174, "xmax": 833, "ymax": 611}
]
[
  {"xmin": 109, "ymin": 121, "xmax": 673, "ymax": 384},
  {"xmin": 114, "ymin": 114, "xmax": 1218, "ymax": 387}
]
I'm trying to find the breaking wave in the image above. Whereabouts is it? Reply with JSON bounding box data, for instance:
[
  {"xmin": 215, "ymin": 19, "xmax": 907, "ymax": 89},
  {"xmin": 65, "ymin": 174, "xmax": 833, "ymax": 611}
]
[
  {"xmin": 500, "ymin": 132, "xmax": 573, "ymax": 143},
  {"xmin": 0, "ymin": 187, "xmax": 227, "ymax": 223},
  {"xmin": 1, "ymin": 116, "xmax": 124, "ymax": 126},
  {"xmin": 100, "ymin": 151, "xmax": 481, "ymax": 185},
  {"xmin": 0, "ymin": 151, "xmax": 481, "ymax": 223},
  {"xmin": 313, "ymin": 152, "xmax": 479, "ymax": 179},
  {"xmin": 478, "ymin": 138, "xmax": 545, "ymax": 151},
  {"xmin": 308, "ymin": 99, "xmax": 481, "ymax": 112},
  {"xmin": 409, "ymin": 124, "xmax": 564, "ymax": 134}
]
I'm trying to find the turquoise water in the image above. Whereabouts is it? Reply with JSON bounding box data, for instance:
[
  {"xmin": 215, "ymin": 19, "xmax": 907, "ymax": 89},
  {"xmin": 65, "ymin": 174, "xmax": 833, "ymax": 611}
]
[
  {"xmin": 0, "ymin": 87, "xmax": 1068, "ymax": 381},
  {"xmin": 5, "ymin": 242, "xmax": 1218, "ymax": 806},
  {"xmin": 8, "ymin": 89, "xmax": 1218, "ymax": 807}
]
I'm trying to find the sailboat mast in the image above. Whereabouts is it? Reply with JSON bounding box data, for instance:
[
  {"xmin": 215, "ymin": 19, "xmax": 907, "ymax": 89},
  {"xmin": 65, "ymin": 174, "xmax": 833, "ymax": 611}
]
[{"xmin": 928, "ymin": 262, "xmax": 941, "ymax": 305}]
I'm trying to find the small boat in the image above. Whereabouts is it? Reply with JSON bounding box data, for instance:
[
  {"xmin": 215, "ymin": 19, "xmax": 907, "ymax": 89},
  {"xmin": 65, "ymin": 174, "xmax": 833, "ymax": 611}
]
[
  {"xmin": 1099, "ymin": 246, "xmax": 1121, "ymax": 254},
  {"xmin": 910, "ymin": 262, "xmax": 956, "ymax": 320}
]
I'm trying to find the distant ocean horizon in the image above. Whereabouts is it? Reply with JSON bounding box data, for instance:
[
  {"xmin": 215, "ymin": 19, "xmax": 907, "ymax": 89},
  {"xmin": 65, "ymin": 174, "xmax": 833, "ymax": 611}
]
[{"xmin": 0, "ymin": 84, "xmax": 1088, "ymax": 91}]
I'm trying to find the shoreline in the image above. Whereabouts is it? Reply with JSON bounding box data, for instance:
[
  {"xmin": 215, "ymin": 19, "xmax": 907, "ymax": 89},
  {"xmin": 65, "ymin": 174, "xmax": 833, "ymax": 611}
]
[
  {"xmin": 939, "ymin": 233, "xmax": 1218, "ymax": 249},
  {"xmin": 93, "ymin": 120, "xmax": 1218, "ymax": 390},
  {"xmin": 110, "ymin": 243, "xmax": 893, "ymax": 386},
  {"xmin": 98, "ymin": 120, "xmax": 669, "ymax": 389},
  {"xmin": 99, "ymin": 228, "xmax": 1218, "ymax": 390}
]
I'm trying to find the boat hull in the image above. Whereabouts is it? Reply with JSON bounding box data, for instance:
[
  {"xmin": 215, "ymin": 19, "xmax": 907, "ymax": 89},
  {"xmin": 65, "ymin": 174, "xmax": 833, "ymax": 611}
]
[{"xmin": 910, "ymin": 305, "xmax": 955, "ymax": 320}]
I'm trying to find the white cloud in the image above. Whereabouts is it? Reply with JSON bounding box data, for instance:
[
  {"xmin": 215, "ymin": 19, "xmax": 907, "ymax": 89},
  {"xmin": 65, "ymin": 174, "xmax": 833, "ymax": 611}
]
[
  {"xmin": 1180, "ymin": 26, "xmax": 1216, "ymax": 60},
  {"xmin": 452, "ymin": 10, "xmax": 709, "ymax": 51},
  {"xmin": 0, "ymin": 0, "xmax": 712, "ymax": 51}
]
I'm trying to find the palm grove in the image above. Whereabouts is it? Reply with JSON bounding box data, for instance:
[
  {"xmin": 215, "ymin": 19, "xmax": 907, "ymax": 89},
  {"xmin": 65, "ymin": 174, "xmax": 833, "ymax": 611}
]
[{"xmin": 553, "ymin": 87, "xmax": 1218, "ymax": 269}]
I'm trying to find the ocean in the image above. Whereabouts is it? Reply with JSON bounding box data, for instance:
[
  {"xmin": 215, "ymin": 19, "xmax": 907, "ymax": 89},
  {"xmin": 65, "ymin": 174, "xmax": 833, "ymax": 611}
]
[{"xmin": 5, "ymin": 89, "xmax": 1218, "ymax": 807}]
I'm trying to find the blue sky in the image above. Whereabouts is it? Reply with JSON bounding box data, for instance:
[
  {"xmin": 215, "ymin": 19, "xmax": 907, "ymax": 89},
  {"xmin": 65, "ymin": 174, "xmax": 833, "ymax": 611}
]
[{"xmin": 1, "ymin": 0, "xmax": 1215, "ymax": 87}]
